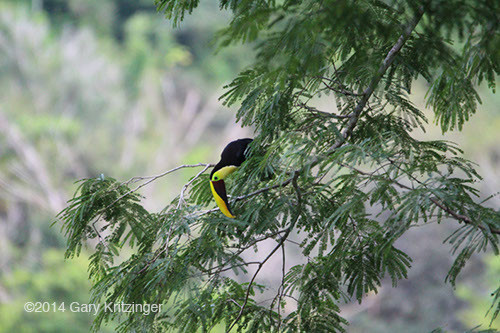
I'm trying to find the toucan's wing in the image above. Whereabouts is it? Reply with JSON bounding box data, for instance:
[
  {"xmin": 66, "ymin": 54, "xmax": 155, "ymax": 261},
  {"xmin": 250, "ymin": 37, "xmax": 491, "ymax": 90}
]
[
  {"xmin": 220, "ymin": 138, "xmax": 253, "ymax": 166},
  {"xmin": 234, "ymin": 138, "xmax": 253, "ymax": 163}
]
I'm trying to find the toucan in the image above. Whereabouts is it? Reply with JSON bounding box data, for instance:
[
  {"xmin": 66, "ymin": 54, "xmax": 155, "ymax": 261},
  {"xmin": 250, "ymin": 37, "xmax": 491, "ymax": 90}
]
[{"xmin": 210, "ymin": 138, "xmax": 253, "ymax": 218}]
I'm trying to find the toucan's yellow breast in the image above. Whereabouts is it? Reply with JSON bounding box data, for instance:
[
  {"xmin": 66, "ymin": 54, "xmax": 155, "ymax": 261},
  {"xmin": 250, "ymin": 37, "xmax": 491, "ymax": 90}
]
[{"xmin": 210, "ymin": 181, "xmax": 235, "ymax": 218}]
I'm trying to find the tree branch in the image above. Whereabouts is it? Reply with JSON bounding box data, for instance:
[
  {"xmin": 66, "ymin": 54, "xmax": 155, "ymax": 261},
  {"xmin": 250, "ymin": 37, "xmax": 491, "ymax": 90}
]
[
  {"xmin": 330, "ymin": 7, "xmax": 425, "ymax": 151},
  {"xmin": 275, "ymin": 243, "xmax": 286, "ymax": 330},
  {"xmin": 320, "ymin": 76, "xmax": 362, "ymax": 97},
  {"xmin": 177, "ymin": 164, "xmax": 211, "ymax": 209},
  {"xmin": 233, "ymin": 177, "xmax": 294, "ymax": 202},
  {"xmin": 91, "ymin": 163, "xmax": 213, "ymax": 244},
  {"xmin": 297, "ymin": 102, "xmax": 352, "ymax": 120},
  {"xmin": 343, "ymin": 163, "xmax": 500, "ymax": 235}
]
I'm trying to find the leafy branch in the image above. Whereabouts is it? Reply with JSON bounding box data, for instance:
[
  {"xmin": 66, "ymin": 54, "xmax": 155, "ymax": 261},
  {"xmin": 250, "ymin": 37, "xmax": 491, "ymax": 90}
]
[
  {"xmin": 57, "ymin": 1, "xmax": 500, "ymax": 331},
  {"xmin": 226, "ymin": 172, "xmax": 302, "ymax": 332}
]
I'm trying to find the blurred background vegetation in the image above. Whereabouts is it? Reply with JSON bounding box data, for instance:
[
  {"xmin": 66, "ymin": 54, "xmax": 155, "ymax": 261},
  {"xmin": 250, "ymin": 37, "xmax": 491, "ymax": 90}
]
[{"xmin": 0, "ymin": 0, "xmax": 498, "ymax": 332}]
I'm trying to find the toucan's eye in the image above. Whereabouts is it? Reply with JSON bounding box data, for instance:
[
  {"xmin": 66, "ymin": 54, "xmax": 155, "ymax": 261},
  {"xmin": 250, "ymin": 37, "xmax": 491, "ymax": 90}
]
[{"xmin": 213, "ymin": 176, "xmax": 219, "ymax": 181}]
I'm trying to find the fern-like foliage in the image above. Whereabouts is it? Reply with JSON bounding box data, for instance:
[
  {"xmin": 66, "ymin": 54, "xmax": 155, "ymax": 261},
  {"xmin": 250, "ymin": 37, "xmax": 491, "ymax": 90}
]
[{"xmin": 58, "ymin": 0, "xmax": 500, "ymax": 331}]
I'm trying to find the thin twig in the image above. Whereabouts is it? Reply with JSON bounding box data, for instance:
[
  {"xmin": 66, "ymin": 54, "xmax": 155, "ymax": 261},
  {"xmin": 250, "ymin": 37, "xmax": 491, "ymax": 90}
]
[
  {"xmin": 276, "ymin": 243, "xmax": 286, "ymax": 331},
  {"xmin": 320, "ymin": 77, "xmax": 362, "ymax": 97},
  {"xmin": 118, "ymin": 163, "xmax": 213, "ymax": 209},
  {"xmin": 342, "ymin": 163, "xmax": 500, "ymax": 235},
  {"xmin": 297, "ymin": 102, "xmax": 352, "ymax": 120},
  {"xmin": 208, "ymin": 229, "xmax": 288, "ymax": 279},
  {"xmin": 213, "ymin": 261, "xmax": 261, "ymax": 274},
  {"xmin": 92, "ymin": 163, "xmax": 213, "ymax": 246},
  {"xmin": 177, "ymin": 164, "xmax": 211, "ymax": 209}
]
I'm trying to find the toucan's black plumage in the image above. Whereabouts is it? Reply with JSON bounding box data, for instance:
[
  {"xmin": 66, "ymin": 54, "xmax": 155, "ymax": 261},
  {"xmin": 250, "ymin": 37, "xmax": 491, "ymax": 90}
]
[
  {"xmin": 210, "ymin": 138, "xmax": 253, "ymax": 179},
  {"xmin": 210, "ymin": 138, "xmax": 253, "ymax": 218}
]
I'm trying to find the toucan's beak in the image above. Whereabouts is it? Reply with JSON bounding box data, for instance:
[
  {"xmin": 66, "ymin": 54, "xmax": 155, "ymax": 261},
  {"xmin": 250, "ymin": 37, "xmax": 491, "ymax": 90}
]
[{"xmin": 210, "ymin": 180, "xmax": 235, "ymax": 218}]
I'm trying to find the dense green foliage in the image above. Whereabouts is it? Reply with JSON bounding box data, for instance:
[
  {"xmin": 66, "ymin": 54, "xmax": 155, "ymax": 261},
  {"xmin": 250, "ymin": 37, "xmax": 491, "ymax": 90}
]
[{"xmin": 58, "ymin": 0, "xmax": 499, "ymax": 332}]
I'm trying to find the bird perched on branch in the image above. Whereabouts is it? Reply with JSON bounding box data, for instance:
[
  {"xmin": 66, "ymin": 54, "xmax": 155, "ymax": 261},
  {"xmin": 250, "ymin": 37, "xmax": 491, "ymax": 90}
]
[{"xmin": 210, "ymin": 138, "xmax": 253, "ymax": 218}]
